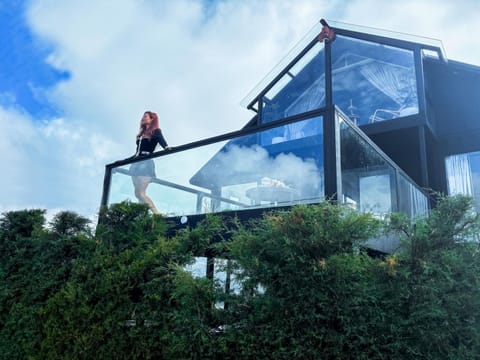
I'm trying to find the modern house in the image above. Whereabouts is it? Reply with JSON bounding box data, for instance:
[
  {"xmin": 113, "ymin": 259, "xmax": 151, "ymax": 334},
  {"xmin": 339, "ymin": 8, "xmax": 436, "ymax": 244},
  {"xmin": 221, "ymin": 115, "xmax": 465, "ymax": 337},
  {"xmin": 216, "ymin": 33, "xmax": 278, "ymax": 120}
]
[{"xmin": 101, "ymin": 19, "xmax": 480, "ymax": 242}]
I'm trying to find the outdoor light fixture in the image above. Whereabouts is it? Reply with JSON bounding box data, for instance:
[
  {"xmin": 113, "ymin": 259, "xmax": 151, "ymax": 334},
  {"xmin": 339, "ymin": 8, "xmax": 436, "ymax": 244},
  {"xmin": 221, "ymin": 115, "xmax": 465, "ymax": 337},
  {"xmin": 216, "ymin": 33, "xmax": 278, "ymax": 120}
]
[{"xmin": 318, "ymin": 18, "xmax": 336, "ymax": 42}]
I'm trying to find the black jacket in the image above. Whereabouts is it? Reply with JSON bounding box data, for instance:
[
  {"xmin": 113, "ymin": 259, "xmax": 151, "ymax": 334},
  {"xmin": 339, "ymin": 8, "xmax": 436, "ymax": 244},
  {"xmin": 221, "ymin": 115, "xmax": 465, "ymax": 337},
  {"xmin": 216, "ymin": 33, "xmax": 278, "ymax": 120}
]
[{"xmin": 136, "ymin": 129, "xmax": 168, "ymax": 154}]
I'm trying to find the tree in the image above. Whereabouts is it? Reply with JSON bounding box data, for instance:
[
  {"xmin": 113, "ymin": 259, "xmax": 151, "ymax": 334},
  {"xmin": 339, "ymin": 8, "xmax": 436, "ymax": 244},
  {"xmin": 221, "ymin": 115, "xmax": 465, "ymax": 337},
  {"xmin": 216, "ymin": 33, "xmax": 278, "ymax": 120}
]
[
  {"xmin": 2, "ymin": 197, "xmax": 480, "ymax": 359},
  {"xmin": 49, "ymin": 210, "xmax": 92, "ymax": 236},
  {"xmin": 39, "ymin": 202, "xmax": 218, "ymax": 359},
  {"xmin": 219, "ymin": 203, "xmax": 384, "ymax": 359},
  {"xmin": 388, "ymin": 195, "xmax": 480, "ymax": 359},
  {"xmin": 0, "ymin": 209, "xmax": 94, "ymax": 359}
]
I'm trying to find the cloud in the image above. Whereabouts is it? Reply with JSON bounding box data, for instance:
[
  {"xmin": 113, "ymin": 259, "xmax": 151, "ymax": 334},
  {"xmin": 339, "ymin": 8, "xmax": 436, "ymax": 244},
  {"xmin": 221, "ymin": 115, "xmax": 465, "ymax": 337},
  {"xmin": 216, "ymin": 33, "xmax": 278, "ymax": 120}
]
[
  {"xmin": 12, "ymin": 0, "xmax": 329, "ymax": 216},
  {"xmin": 195, "ymin": 143, "xmax": 323, "ymax": 205},
  {"xmin": 0, "ymin": 105, "xmax": 113, "ymax": 215},
  {"xmin": 2, "ymin": 0, "xmax": 478, "ymax": 218},
  {"xmin": 0, "ymin": 107, "xmax": 37, "ymax": 211},
  {"xmin": 337, "ymin": 0, "xmax": 480, "ymax": 64},
  {"xmin": 25, "ymin": 0, "xmax": 340, "ymax": 144}
]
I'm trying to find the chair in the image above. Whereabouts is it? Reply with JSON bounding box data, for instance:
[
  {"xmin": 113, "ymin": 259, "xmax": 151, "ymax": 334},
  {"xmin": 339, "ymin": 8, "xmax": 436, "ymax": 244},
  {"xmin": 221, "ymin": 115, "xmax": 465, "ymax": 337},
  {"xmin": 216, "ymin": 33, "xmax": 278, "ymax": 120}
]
[{"xmin": 369, "ymin": 106, "xmax": 418, "ymax": 123}]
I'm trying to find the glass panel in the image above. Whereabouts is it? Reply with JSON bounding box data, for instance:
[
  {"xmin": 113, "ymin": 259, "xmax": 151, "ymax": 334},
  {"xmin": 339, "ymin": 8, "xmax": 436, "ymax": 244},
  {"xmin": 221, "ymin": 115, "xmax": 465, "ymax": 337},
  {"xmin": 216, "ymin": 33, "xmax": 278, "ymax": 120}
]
[
  {"xmin": 327, "ymin": 20, "xmax": 446, "ymax": 55},
  {"xmin": 241, "ymin": 21, "xmax": 324, "ymax": 109},
  {"xmin": 332, "ymin": 35, "xmax": 418, "ymax": 126},
  {"xmin": 359, "ymin": 175, "xmax": 392, "ymax": 214},
  {"xmin": 338, "ymin": 110, "xmax": 428, "ymax": 219},
  {"xmin": 446, "ymin": 152, "xmax": 480, "ymax": 212},
  {"xmin": 338, "ymin": 113, "xmax": 397, "ymax": 218},
  {"xmin": 184, "ymin": 257, "xmax": 208, "ymax": 278},
  {"xmin": 213, "ymin": 258, "xmax": 227, "ymax": 309},
  {"xmin": 397, "ymin": 174, "xmax": 428, "ymax": 218},
  {"xmin": 262, "ymin": 42, "xmax": 325, "ymax": 123},
  {"xmin": 108, "ymin": 117, "xmax": 324, "ymax": 216}
]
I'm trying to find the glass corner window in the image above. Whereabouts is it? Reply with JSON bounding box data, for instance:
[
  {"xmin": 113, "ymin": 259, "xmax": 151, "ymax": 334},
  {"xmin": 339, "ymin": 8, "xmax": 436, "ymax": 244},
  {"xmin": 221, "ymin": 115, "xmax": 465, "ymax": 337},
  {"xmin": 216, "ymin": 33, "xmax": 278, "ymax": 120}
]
[{"xmin": 332, "ymin": 36, "xmax": 419, "ymax": 126}]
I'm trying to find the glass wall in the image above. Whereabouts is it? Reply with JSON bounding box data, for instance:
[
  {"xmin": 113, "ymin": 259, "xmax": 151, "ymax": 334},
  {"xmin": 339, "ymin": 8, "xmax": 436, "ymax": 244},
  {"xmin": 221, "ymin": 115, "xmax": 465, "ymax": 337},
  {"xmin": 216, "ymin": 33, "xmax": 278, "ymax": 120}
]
[
  {"xmin": 446, "ymin": 151, "xmax": 480, "ymax": 212},
  {"xmin": 332, "ymin": 36, "xmax": 418, "ymax": 126},
  {"xmin": 261, "ymin": 42, "xmax": 326, "ymax": 123},
  {"xmin": 242, "ymin": 22, "xmax": 324, "ymax": 109},
  {"xmin": 245, "ymin": 27, "xmax": 422, "ymax": 127},
  {"xmin": 107, "ymin": 117, "xmax": 324, "ymax": 217},
  {"xmin": 338, "ymin": 113, "xmax": 397, "ymax": 217},
  {"xmin": 337, "ymin": 111, "xmax": 427, "ymax": 218}
]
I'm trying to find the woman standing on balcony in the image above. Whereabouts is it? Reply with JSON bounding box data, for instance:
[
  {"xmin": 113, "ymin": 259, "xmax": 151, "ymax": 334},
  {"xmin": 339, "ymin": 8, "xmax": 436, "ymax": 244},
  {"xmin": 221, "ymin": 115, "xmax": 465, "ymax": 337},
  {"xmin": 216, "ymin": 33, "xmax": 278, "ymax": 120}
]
[{"xmin": 130, "ymin": 111, "xmax": 170, "ymax": 214}]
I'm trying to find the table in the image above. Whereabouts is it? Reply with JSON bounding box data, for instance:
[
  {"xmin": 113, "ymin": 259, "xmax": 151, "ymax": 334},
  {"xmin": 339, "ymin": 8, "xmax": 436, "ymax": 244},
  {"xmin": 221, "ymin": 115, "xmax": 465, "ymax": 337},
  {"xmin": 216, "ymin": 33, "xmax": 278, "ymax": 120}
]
[{"xmin": 246, "ymin": 186, "xmax": 299, "ymax": 205}]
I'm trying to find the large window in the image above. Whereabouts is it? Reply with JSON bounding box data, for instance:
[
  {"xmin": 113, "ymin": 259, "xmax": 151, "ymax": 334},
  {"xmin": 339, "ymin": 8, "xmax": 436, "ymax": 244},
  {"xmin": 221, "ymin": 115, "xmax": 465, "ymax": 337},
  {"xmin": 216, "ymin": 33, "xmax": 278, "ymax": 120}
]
[
  {"xmin": 332, "ymin": 36, "xmax": 418, "ymax": 126},
  {"xmin": 247, "ymin": 27, "xmax": 420, "ymax": 127},
  {"xmin": 446, "ymin": 151, "xmax": 480, "ymax": 212}
]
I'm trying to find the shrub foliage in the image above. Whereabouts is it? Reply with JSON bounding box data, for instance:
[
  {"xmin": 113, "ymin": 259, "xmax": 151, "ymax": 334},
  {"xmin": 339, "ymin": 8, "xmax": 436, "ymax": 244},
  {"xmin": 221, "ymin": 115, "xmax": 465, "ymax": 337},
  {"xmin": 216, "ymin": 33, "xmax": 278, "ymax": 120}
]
[{"xmin": 0, "ymin": 197, "xmax": 479, "ymax": 359}]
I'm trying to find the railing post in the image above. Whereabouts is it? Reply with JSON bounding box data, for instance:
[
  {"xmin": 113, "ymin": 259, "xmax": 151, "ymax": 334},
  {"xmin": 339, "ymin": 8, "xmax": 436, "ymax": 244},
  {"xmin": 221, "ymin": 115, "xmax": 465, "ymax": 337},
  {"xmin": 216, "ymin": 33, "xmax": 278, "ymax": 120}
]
[{"xmin": 322, "ymin": 31, "xmax": 340, "ymax": 202}]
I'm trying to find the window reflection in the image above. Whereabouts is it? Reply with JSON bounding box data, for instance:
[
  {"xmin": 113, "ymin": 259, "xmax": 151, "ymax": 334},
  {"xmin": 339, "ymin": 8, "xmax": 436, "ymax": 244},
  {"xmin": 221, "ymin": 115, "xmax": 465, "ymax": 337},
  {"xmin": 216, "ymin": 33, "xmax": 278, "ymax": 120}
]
[
  {"xmin": 184, "ymin": 257, "xmax": 208, "ymax": 278},
  {"xmin": 339, "ymin": 113, "xmax": 397, "ymax": 217},
  {"xmin": 332, "ymin": 36, "xmax": 418, "ymax": 125},
  {"xmin": 397, "ymin": 175, "xmax": 428, "ymax": 218},
  {"xmin": 262, "ymin": 42, "xmax": 325, "ymax": 123},
  {"xmin": 359, "ymin": 175, "xmax": 392, "ymax": 214},
  {"xmin": 338, "ymin": 112, "xmax": 428, "ymax": 218},
  {"xmin": 259, "ymin": 34, "xmax": 419, "ymax": 126}
]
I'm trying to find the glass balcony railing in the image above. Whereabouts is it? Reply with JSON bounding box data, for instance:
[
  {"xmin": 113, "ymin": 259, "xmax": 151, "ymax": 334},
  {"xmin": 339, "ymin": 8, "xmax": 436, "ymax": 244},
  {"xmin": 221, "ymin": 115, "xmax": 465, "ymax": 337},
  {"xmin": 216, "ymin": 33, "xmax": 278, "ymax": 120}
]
[
  {"xmin": 106, "ymin": 116, "xmax": 325, "ymax": 217},
  {"xmin": 104, "ymin": 109, "xmax": 427, "ymax": 223},
  {"xmin": 336, "ymin": 109, "xmax": 428, "ymax": 218}
]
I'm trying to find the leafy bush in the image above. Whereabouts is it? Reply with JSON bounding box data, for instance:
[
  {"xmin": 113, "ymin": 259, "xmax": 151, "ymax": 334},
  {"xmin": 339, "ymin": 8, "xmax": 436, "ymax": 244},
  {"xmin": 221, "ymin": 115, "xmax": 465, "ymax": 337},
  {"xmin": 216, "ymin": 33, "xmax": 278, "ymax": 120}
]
[
  {"xmin": 0, "ymin": 197, "xmax": 479, "ymax": 359},
  {"xmin": 0, "ymin": 209, "xmax": 93, "ymax": 359}
]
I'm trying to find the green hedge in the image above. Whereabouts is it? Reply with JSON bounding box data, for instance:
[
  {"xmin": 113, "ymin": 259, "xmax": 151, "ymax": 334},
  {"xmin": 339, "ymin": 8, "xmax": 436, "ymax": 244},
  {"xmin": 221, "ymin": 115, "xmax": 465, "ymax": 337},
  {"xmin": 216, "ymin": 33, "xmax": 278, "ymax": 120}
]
[{"xmin": 0, "ymin": 197, "xmax": 479, "ymax": 359}]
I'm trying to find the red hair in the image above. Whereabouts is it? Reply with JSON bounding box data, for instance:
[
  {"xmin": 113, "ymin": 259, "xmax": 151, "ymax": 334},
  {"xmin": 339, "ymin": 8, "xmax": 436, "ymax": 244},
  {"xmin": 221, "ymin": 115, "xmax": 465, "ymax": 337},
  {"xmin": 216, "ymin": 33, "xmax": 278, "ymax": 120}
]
[{"xmin": 142, "ymin": 111, "xmax": 160, "ymax": 138}]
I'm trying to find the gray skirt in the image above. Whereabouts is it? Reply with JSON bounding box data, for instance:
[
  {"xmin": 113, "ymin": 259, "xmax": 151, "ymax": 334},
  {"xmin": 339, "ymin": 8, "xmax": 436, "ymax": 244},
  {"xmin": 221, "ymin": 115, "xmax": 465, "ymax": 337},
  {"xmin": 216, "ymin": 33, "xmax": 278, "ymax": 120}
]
[{"xmin": 129, "ymin": 159, "xmax": 156, "ymax": 178}]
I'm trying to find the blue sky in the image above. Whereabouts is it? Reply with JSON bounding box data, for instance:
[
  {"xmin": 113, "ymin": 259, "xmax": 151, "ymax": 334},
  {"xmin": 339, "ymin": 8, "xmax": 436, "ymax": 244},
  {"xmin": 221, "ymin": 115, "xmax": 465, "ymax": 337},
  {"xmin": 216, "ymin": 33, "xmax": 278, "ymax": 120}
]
[
  {"xmin": 1, "ymin": 0, "xmax": 479, "ymax": 220},
  {"xmin": 0, "ymin": 0, "xmax": 68, "ymax": 118}
]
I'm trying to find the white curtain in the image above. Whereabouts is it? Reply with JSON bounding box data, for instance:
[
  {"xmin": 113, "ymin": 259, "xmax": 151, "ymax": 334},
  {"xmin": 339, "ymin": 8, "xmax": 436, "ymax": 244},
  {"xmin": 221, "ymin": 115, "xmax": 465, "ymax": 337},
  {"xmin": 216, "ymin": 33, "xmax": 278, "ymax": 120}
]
[
  {"xmin": 360, "ymin": 62, "xmax": 416, "ymax": 107},
  {"xmin": 283, "ymin": 79, "xmax": 325, "ymax": 140},
  {"xmin": 409, "ymin": 184, "xmax": 428, "ymax": 217},
  {"xmin": 445, "ymin": 154, "xmax": 473, "ymax": 196},
  {"xmin": 284, "ymin": 121, "xmax": 306, "ymax": 140}
]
